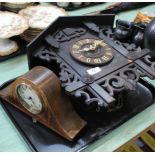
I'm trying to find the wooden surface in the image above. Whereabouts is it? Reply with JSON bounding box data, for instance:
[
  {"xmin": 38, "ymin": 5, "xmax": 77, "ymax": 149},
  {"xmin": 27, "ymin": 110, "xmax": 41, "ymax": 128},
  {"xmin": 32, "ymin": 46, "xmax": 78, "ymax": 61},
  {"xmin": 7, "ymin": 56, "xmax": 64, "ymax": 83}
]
[{"xmin": 0, "ymin": 2, "xmax": 155, "ymax": 152}]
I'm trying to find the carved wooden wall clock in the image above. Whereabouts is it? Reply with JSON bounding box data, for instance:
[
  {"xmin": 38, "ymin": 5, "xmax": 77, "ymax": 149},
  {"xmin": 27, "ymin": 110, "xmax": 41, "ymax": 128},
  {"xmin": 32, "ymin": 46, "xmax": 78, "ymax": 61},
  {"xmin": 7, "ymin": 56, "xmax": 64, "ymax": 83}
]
[
  {"xmin": 27, "ymin": 16, "xmax": 155, "ymax": 111},
  {"xmin": 1, "ymin": 15, "xmax": 155, "ymax": 151}
]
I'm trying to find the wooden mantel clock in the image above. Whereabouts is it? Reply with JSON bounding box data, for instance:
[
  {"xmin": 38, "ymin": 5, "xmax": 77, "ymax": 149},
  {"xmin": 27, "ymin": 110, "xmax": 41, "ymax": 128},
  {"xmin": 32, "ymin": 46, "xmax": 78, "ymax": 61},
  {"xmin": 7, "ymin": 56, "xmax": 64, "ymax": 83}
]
[
  {"xmin": 0, "ymin": 66, "xmax": 86, "ymax": 141},
  {"xmin": 1, "ymin": 15, "xmax": 155, "ymax": 149}
]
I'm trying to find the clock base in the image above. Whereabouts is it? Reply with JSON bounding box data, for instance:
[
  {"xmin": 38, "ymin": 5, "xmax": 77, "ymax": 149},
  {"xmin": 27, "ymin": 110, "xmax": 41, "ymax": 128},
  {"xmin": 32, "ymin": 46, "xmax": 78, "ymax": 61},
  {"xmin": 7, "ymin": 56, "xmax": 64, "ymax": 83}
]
[{"xmin": 0, "ymin": 78, "xmax": 155, "ymax": 152}]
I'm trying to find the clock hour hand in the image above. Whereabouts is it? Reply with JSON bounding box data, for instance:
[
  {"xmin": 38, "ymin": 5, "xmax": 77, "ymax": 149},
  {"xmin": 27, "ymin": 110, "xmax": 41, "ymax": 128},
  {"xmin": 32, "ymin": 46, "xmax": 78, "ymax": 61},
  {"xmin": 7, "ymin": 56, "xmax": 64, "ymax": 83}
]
[
  {"xmin": 79, "ymin": 44, "xmax": 98, "ymax": 52},
  {"xmin": 84, "ymin": 41, "xmax": 103, "ymax": 51},
  {"xmin": 79, "ymin": 47, "xmax": 91, "ymax": 52}
]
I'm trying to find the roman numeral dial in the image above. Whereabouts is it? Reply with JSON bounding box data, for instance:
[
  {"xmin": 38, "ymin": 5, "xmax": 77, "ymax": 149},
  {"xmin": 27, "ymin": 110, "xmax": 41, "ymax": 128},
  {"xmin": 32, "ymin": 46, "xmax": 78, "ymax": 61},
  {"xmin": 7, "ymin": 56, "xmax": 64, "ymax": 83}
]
[{"xmin": 70, "ymin": 39, "xmax": 114, "ymax": 65}]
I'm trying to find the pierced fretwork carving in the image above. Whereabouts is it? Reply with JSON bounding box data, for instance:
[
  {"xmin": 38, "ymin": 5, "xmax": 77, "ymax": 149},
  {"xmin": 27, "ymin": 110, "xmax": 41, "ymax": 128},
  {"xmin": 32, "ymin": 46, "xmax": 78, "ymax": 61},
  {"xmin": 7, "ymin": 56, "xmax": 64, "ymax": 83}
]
[
  {"xmin": 99, "ymin": 64, "xmax": 141, "ymax": 97},
  {"xmin": 74, "ymin": 90, "xmax": 108, "ymax": 108},
  {"xmin": 35, "ymin": 48, "xmax": 85, "ymax": 92},
  {"xmin": 35, "ymin": 48, "xmax": 59, "ymax": 63},
  {"xmin": 59, "ymin": 63, "xmax": 84, "ymax": 92},
  {"xmin": 101, "ymin": 75, "xmax": 126, "ymax": 96},
  {"xmin": 107, "ymin": 93, "xmax": 124, "ymax": 112},
  {"xmin": 31, "ymin": 24, "xmax": 154, "ymax": 113},
  {"xmin": 121, "ymin": 43, "xmax": 141, "ymax": 52},
  {"xmin": 143, "ymin": 55, "xmax": 155, "ymax": 71},
  {"xmin": 100, "ymin": 27, "xmax": 149, "ymax": 60},
  {"xmin": 54, "ymin": 28, "xmax": 86, "ymax": 42}
]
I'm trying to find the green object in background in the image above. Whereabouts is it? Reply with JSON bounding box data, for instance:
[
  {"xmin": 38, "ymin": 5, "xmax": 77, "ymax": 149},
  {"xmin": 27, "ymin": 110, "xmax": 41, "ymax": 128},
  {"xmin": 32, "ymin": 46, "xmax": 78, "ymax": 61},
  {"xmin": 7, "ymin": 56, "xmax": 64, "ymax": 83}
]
[{"xmin": 0, "ymin": 2, "xmax": 155, "ymax": 152}]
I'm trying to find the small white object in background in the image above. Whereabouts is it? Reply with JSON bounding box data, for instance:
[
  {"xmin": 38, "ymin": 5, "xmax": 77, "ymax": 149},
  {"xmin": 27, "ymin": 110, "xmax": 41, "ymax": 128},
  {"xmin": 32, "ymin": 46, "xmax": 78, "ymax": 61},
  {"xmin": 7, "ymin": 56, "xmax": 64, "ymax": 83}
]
[
  {"xmin": 57, "ymin": 2, "xmax": 69, "ymax": 8},
  {"xmin": 72, "ymin": 2, "xmax": 82, "ymax": 7}
]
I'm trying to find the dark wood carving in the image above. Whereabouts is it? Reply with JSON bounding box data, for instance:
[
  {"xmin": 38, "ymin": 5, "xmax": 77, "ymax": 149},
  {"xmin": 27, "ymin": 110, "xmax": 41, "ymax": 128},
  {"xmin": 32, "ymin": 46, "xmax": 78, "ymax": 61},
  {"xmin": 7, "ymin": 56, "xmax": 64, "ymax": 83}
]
[{"xmin": 28, "ymin": 16, "xmax": 155, "ymax": 114}]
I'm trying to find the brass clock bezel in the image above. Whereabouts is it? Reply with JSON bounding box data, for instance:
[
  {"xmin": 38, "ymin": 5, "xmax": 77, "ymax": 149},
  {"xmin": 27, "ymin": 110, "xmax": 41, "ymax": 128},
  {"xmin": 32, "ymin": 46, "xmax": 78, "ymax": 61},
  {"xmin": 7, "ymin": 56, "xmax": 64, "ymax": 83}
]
[
  {"xmin": 70, "ymin": 38, "xmax": 114, "ymax": 66},
  {"xmin": 14, "ymin": 78, "xmax": 46, "ymax": 115}
]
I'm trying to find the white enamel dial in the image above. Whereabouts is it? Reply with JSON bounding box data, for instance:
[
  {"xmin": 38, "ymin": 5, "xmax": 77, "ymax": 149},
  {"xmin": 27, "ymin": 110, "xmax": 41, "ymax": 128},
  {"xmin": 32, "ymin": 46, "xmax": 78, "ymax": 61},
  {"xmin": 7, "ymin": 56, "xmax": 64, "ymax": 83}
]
[{"xmin": 16, "ymin": 83, "xmax": 43, "ymax": 114}]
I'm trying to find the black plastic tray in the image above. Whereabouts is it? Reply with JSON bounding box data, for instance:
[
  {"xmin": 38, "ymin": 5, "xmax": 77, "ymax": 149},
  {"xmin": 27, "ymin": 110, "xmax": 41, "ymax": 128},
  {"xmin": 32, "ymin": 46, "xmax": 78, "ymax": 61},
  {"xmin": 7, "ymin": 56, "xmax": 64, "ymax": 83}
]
[{"xmin": 0, "ymin": 78, "xmax": 155, "ymax": 152}]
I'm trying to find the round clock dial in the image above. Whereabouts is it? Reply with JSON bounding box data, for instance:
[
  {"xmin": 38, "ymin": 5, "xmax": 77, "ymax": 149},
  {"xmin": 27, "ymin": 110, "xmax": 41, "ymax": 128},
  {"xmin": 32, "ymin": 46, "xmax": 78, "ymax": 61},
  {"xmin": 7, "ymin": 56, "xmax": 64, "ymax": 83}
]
[
  {"xmin": 16, "ymin": 83, "xmax": 43, "ymax": 115},
  {"xmin": 70, "ymin": 39, "xmax": 114, "ymax": 65}
]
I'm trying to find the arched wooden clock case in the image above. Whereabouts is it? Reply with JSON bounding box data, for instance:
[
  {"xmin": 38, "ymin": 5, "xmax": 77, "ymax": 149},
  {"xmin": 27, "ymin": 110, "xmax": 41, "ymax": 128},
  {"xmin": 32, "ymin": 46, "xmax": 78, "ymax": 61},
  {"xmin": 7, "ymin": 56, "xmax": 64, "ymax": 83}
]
[{"xmin": 1, "ymin": 15, "xmax": 155, "ymax": 152}]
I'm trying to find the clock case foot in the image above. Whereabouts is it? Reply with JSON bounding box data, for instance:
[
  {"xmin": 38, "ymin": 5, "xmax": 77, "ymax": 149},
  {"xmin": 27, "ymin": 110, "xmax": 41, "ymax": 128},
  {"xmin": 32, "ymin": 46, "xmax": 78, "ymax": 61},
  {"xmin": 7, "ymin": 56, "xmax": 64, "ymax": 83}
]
[{"xmin": 0, "ymin": 78, "xmax": 155, "ymax": 152}]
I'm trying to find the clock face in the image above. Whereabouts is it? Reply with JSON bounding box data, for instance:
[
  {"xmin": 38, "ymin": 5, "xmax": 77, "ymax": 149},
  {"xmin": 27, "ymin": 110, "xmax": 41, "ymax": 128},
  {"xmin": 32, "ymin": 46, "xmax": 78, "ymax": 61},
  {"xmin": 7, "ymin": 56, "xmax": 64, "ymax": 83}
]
[
  {"xmin": 16, "ymin": 83, "xmax": 43, "ymax": 115},
  {"xmin": 70, "ymin": 39, "xmax": 114, "ymax": 65}
]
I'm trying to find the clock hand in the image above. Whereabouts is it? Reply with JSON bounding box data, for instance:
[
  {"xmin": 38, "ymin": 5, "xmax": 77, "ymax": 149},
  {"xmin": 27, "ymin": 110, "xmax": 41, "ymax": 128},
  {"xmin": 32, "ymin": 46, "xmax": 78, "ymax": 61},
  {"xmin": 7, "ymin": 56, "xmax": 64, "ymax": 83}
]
[
  {"xmin": 91, "ymin": 40, "xmax": 103, "ymax": 50},
  {"xmin": 79, "ymin": 41, "xmax": 103, "ymax": 52},
  {"xmin": 79, "ymin": 44, "xmax": 97, "ymax": 52},
  {"xmin": 27, "ymin": 96, "xmax": 35, "ymax": 106},
  {"xmin": 89, "ymin": 44, "xmax": 97, "ymax": 50},
  {"xmin": 79, "ymin": 47, "xmax": 91, "ymax": 52},
  {"xmin": 94, "ymin": 40, "xmax": 103, "ymax": 45},
  {"xmin": 28, "ymin": 96, "xmax": 40, "ymax": 109}
]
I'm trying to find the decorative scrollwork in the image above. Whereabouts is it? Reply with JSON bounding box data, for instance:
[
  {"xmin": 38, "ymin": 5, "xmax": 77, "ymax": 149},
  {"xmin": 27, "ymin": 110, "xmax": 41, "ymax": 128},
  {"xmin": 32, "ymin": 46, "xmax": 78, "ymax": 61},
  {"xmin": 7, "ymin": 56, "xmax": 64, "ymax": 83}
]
[
  {"xmin": 97, "ymin": 64, "xmax": 142, "ymax": 112},
  {"xmin": 122, "ymin": 43, "xmax": 141, "ymax": 52},
  {"xmin": 73, "ymin": 90, "xmax": 108, "ymax": 108},
  {"xmin": 101, "ymin": 27, "xmax": 142, "ymax": 57},
  {"xmin": 143, "ymin": 55, "xmax": 155, "ymax": 71},
  {"xmin": 35, "ymin": 49, "xmax": 84, "ymax": 92},
  {"xmin": 101, "ymin": 76, "xmax": 126, "ymax": 96},
  {"xmin": 35, "ymin": 49, "xmax": 60, "ymax": 63},
  {"xmin": 102, "ymin": 27, "xmax": 114, "ymax": 41},
  {"xmin": 100, "ymin": 65, "xmax": 141, "ymax": 97},
  {"xmin": 54, "ymin": 28, "xmax": 86, "ymax": 42},
  {"xmin": 107, "ymin": 93, "xmax": 124, "ymax": 112},
  {"xmin": 59, "ymin": 63, "xmax": 84, "ymax": 92},
  {"xmin": 120, "ymin": 67, "xmax": 140, "ymax": 82}
]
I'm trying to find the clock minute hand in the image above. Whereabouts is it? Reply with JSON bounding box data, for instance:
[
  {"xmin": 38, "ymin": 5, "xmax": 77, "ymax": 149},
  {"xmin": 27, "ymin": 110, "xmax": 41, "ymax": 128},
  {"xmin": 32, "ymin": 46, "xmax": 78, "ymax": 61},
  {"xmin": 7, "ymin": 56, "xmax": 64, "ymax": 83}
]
[
  {"xmin": 92, "ymin": 41, "xmax": 103, "ymax": 50},
  {"xmin": 79, "ymin": 44, "xmax": 98, "ymax": 52},
  {"xmin": 89, "ymin": 44, "xmax": 97, "ymax": 50},
  {"xmin": 89, "ymin": 40, "xmax": 102, "ymax": 51},
  {"xmin": 79, "ymin": 47, "xmax": 91, "ymax": 52},
  {"xmin": 78, "ymin": 40, "xmax": 103, "ymax": 52}
]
